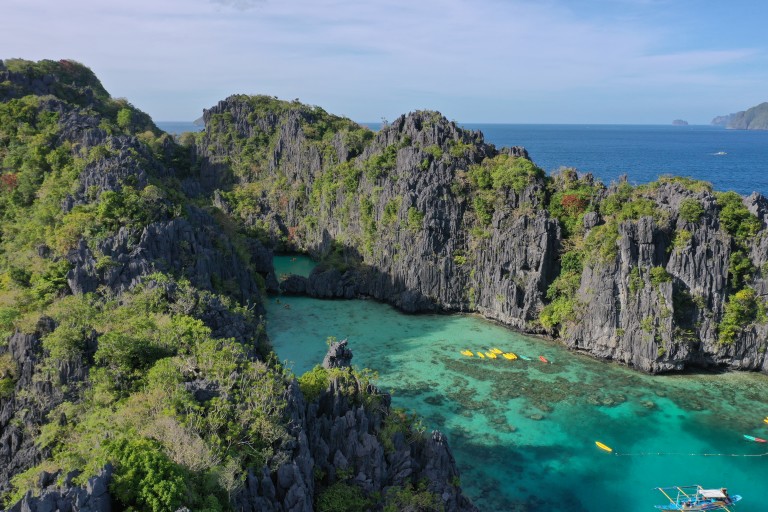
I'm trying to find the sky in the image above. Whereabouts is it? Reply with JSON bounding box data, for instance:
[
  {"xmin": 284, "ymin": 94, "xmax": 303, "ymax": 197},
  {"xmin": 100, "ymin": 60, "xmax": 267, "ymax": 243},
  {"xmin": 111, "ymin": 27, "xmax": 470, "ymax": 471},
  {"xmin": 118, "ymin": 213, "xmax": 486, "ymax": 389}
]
[{"xmin": 2, "ymin": 0, "xmax": 767, "ymax": 124}]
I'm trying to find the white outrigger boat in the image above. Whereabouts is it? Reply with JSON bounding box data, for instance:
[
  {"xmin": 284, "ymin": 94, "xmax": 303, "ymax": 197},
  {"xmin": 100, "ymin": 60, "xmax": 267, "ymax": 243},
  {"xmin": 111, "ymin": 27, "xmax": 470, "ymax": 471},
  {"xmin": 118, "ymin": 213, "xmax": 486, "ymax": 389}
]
[{"xmin": 654, "ymin": 485, "xmax": 741, "ymax": 511}]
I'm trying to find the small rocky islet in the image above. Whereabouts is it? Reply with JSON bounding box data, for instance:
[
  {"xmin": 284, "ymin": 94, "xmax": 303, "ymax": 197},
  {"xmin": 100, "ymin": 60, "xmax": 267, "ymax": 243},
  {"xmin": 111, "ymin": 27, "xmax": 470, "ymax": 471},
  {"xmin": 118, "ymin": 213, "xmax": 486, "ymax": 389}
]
[{"xmin": 1, "ymin": 58, "xmax": 767, "ymax": 511}]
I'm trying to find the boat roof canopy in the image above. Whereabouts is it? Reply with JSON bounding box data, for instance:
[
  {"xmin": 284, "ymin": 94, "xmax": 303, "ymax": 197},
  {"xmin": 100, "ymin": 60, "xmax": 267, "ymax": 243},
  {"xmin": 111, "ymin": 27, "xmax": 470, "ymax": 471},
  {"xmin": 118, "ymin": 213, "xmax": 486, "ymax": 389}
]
[{"xmin": 700, "ymin": 489, "xmax": 727, "ymax": 499}]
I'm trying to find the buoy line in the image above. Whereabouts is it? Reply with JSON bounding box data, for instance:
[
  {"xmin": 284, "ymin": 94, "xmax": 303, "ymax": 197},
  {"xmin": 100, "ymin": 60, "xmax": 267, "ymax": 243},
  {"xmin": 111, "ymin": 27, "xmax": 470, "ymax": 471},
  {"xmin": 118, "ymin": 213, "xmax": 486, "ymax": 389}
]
[
  {"xmin": 612, "ymin": 451, "xmax": 768, "ymax": 457},
  {"xmin": 596, "ymin": 440, "xmax": 768, "ymax": 457}
]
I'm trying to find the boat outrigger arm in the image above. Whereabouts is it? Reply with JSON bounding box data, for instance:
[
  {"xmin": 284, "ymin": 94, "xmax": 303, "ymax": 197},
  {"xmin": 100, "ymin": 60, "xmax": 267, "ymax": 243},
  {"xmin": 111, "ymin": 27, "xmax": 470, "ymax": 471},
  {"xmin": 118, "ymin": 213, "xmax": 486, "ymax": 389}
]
[{"xmin": 654, "ymin": 485, "xmax": 741, "ymax": 511}]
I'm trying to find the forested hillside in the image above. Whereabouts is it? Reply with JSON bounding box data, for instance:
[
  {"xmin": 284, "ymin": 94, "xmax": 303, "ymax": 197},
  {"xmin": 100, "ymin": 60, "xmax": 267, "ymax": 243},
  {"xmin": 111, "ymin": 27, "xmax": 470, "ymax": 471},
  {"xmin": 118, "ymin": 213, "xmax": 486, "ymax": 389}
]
[{"xmin": 0, "ymin": 59, "xmax": 474, "ymax": 512}]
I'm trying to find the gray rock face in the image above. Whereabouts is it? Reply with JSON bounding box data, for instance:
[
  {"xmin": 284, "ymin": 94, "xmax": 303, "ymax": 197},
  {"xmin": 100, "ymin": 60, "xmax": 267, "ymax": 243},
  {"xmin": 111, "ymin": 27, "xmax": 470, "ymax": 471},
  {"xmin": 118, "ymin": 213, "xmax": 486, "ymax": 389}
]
[
  {"xmin": 67, "ymin": 206, "xmax": 265, "ymax": 309},
  {"xmin": 322, "ymin": 339, "xmax": 353, "ymax": 369},
  {"xmin": 6, "ymin": 467, "xmax": 113, "ymax": 512},
  {"xmin": 0, "ymin": 319, "xmax": 87, "ymax": 497},
  {"xmin": 565, "ymin": 182, "xmax": 768, "ymax": 373},
  {"xmin": 230, "ymin": 342, "xmax": 476, "ymax": 512},
  {"xmin": 232, "ymin": 375, "xmax": 476, "ymax": 511}
]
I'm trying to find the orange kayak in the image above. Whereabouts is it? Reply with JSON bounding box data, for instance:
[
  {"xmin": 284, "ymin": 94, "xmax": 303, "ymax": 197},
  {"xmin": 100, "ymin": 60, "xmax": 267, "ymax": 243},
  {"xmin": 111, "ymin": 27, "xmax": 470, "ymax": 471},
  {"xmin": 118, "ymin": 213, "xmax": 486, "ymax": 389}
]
[{"xmin": 539, "ymin": 355, "xmax": 549, "ymax": 363}]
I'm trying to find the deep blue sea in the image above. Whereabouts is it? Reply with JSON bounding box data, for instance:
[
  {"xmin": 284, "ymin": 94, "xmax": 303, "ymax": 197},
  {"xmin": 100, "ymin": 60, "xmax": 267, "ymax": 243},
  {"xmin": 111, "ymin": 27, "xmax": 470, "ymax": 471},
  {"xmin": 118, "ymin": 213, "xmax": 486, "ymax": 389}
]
[
  {"xmin": 159, "ymin": 121, "xmax": 768, "ymax": 196},
  {"xmin": 464, "ymin": 124, "xmax": 768, "ymax": 197}
]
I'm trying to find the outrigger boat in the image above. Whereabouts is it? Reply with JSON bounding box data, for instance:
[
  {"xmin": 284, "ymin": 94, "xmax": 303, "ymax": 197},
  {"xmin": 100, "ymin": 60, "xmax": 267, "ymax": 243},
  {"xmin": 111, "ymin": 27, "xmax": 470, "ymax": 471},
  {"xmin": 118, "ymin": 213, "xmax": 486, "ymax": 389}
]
[{"xmin": 655, "ymin": 485, "xmax": 741, "ymax": 511}]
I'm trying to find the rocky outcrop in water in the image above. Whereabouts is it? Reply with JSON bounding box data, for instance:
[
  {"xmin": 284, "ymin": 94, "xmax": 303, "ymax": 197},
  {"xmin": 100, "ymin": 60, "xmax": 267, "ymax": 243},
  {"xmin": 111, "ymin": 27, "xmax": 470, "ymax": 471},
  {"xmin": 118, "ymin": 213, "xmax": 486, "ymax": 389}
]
[{"xmin": 231, "ymin": 344, "xmax": 476, "ymax": 512}]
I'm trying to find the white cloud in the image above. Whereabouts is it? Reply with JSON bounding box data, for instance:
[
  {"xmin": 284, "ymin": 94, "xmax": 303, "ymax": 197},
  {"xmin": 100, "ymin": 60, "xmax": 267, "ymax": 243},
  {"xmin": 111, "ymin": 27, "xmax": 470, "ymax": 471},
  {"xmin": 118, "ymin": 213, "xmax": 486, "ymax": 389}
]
[{"xmin": 1, "ymin": 0, "xmax": 765, "ymax": 122}]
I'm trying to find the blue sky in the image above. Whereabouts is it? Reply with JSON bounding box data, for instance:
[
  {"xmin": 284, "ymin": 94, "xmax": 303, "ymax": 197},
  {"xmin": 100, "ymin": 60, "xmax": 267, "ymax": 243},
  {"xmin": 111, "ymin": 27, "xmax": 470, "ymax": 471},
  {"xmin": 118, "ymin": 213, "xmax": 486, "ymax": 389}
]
[{"xmin": 2, "ymin": 0, "xmax": 767, "ymax": 124}]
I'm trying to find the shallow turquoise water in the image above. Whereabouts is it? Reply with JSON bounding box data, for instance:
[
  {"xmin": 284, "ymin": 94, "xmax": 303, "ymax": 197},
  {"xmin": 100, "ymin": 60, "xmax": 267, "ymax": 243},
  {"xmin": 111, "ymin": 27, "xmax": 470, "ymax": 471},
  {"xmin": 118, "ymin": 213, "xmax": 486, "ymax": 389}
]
[
  {"xmin": 266, "ymin": 296, "xmax": 768, "ymax": 512},
  {"xmin": 272, "ymin": 254, "xmax": 317, "ymax": 279}
]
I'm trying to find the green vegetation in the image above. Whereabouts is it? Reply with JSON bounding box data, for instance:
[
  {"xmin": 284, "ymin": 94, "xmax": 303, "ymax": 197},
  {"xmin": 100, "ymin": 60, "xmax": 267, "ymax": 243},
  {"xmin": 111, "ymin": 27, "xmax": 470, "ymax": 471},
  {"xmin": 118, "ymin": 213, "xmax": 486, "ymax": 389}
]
[
  {"xmin": 407, "ymin": 206, "xmax": 425, "ymax": 232},
  {"xmin": 649, "ymin": 266, "xmax": 671, "ymax": 287},
  {"xmin": 546, "ymin": 170, "xmax": 602, "ymax": 237},
  {"xmin": 716, "ymin": 191, "xmax": 760, "ymax": 240},
  {"xmin": 540, "ymin": 251, "xmax": 582, "ymax": 331},
  {"xmin": 8, "ymin": 58, "xmax": 768, "ymax": 510},
  {"xmin": 383, "ymin": 482, "xmax": 444, "ymax": 512},
  {"xmin": 316, "ymin": 482, "xmax": 371, "ymax": 512},
  {"xmin": 672, "ymin": 229, "xmax": 693, "ymax": 252},
  {"xmin": 468, "ymin": 154, "xmax": 544, "ymax": 193},
  {"xmin": 379, "ymin": 408, "xmax": 426, "ymax": 454},
  {"xmin": 679, "ymin": 199, "xmax": 705, "ymax": 223},
  {"xmin": 712, "ymin": 191, "xmax": 761, "ymax": 322},
  {"xmin": 6, "ymin": 278, "xmax": 287, "ymax": 509},
  {"xmin": 719, "ymin": 287, "xmax": 760, "ymax": 344},
  {"xmin": 653, "ymin": 175, "xmax": 712, "ymax": 194},
  {"xmin": 363, "ymin": 144, "xmax": 397, "ymax": 180}
]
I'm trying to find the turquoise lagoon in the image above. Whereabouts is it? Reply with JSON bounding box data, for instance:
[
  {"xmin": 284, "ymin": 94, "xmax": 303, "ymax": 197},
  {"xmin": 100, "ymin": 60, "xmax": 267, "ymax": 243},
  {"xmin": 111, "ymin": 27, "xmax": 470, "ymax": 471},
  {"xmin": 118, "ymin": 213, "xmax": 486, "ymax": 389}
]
[
  {"xmin": 272, "ymin": 254, "xmax": 317, "ymax": 279},
  {"xmin": 266, "ymin": 265, "xmax": 768, "ymax": 511}
]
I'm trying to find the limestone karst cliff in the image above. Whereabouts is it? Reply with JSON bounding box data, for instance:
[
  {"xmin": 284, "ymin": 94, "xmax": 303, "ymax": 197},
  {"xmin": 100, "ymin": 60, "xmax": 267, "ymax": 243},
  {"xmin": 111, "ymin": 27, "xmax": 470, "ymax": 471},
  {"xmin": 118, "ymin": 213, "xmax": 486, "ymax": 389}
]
[{"xmin": 198, "ymin": 95, "xmax": 768, "ymax": 375}]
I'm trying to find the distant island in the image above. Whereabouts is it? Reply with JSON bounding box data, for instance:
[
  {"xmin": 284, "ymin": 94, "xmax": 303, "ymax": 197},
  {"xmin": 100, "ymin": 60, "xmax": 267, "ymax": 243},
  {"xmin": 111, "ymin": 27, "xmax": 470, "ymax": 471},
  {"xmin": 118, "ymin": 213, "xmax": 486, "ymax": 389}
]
[
  {"xmin": 672, "ymin": 119, "xmax": 688, "ymax": 126},
  {"xmin": 711, "ymin": 101, "xmax": 768, "ymax": 130}
]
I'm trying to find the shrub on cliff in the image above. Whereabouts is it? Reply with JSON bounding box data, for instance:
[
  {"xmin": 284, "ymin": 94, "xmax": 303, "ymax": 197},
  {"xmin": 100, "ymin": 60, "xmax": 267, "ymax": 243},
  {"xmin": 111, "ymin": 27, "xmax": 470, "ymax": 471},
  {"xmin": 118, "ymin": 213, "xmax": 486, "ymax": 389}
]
[
  {"xmin": 468, "ymin": 154, "xmax": 544, "ymax": 193},
  {"xmin": 719, "ymin": 287, "xmax": 759, "ymax": 343},
  {"xmin": 679, "ymin": 198, "xmax": 705, "ymax": 223},
  {"xmin": 716, "ymin": 191, "xmax": 760, "ymax": 240}
]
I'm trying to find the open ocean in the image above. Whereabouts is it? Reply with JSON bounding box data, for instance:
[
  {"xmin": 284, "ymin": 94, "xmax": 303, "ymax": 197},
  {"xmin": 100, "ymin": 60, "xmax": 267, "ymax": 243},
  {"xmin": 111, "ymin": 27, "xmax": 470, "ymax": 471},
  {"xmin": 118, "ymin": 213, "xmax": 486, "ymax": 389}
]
[{"xmin": 160, "ymin": 121, "xmax": 768, "ymax": 196}]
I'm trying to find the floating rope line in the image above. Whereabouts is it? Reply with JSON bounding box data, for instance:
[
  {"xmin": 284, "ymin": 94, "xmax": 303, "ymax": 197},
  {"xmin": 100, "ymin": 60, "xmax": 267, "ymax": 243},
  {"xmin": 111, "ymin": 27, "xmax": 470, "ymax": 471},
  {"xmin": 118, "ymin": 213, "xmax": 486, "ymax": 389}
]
[{"xmin": 612, "ymin": 451, "xmax": 768, "ymax": 457}]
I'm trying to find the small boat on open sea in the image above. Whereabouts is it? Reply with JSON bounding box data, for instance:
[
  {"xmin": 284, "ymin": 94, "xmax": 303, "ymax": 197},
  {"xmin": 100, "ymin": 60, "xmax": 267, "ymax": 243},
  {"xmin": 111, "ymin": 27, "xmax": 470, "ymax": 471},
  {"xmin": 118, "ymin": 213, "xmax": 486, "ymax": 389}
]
[{"xmin": 654, "ymin": 485, "xmax": 741, "ymax": 511}]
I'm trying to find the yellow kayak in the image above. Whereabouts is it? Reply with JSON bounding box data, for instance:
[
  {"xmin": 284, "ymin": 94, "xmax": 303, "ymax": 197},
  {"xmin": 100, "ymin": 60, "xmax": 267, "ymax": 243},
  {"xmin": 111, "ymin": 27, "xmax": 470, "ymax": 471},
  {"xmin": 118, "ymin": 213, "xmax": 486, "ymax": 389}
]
[
  {"xmin": 477, "ymin": 352, "xmax": 485, "ymax": 359},
  {"xmin": 491, "ymin": 348, "xmax": 503, "ymax": 354},
  {"xmin": 595, "ymin": 441, "xmax": 613, "ymax": 453},
  {"xmin": 485, "ymin": 352, "xmax": 497, "ymax": 359},
  {"xmin": 503, "ymin": 352, "xmax": 518, "ymax": 360},
  {"xmin": 460, "ymin": 350, "xmax": 474, "ymax": 357},
  {"xmin": 764, "ymin": 417, "xmax": 768, "ymax": 424}
]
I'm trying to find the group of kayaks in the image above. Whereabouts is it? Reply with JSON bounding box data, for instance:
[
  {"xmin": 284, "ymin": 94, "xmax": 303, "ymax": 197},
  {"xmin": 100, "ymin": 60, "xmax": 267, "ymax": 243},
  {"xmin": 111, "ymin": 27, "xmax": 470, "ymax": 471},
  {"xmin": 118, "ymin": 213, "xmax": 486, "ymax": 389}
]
[
  {"xmin": 459, "ymin": 348, "xmax": 550, "ymax": 363},
  {"xmin": 742, "ymin": 416, "xmax": 768, "ymax": 443}
]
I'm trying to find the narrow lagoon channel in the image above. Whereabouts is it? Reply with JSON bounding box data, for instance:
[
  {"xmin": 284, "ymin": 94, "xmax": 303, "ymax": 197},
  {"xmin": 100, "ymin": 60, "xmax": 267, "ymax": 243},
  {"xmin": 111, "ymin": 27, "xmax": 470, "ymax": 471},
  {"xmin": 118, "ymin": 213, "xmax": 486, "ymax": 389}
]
[{"xmin": 266, "ymin": 260, "xmax": 768, "ymax": 511}]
